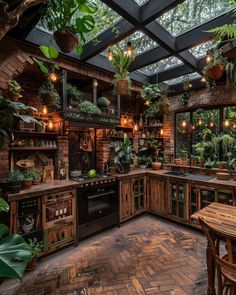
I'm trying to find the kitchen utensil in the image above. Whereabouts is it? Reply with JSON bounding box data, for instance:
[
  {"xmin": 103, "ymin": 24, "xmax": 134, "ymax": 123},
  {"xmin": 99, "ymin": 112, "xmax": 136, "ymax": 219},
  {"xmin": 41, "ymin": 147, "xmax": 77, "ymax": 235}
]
[
  {"xmin": 16, "ymin": 159, "xmax": 34, "ymax": 169},
  {"xmin": 87, "ymin": 133, "xmax": 93, "ymax": 152},
  {"xmin": 82, "ymin": 134, "xmax": 88, "ymax": 151},
  {"xmin": 70, "ymin": 170, "xmax": 82, "ymax": 177}
]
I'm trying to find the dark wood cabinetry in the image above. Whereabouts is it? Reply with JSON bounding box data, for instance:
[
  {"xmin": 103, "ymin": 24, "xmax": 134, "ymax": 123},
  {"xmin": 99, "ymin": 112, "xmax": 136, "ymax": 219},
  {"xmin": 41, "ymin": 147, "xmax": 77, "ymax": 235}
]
[
  {"xmin": 133, "ymin": 176, "xmax": 147, "ymax": 215},
  {"xmin": 168, "ymin": 182, "xmax": 186, "ymax": 221},
  {"xmin": 120, "ymin": 177, "xmax": 133, "ymax": 222},
  {"xmin": 149, "ymin": 177, "xmax": 166, "ymax": 215}
]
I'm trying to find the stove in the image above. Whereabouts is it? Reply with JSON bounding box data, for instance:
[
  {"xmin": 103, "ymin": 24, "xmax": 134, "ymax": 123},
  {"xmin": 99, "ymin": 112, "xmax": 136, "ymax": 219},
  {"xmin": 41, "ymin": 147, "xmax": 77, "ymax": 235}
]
[{"xmin": 75, "ymin": 174, "xmax": 119, "ymax": 240}]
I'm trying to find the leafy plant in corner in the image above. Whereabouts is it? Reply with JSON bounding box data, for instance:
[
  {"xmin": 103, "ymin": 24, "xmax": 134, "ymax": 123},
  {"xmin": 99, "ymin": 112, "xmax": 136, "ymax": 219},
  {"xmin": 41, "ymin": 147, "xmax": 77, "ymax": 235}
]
[
  {"xmin": 0, "ymin": 197, "xmax": 31, "ymax": 282},
  {"xmin": 7, "ymin": 80, "xmax": 23, "ymax": 101},
  {"xmin": 39, "ymin": 81, "xmax": 61, "ymax": 112},
  {"xmin": 26, "ymin": 238, "xmax": 43, "ymax": 271},
  {"xmin": 0, "ymin": 97, "xmax": 40, "ymax": 147},
  {"xmin": 40, "ymin": 0, "xmax": 98, "ymax": 54},
  {"xmin": 111, "ymin": 48, "xmax": 135, "ymax": 96}
]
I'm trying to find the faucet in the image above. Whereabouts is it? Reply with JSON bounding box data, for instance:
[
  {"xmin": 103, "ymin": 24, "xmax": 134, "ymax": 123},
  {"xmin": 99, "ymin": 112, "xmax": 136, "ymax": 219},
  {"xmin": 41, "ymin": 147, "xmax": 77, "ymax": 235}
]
[{"xmin": 188, "ymin": 153, "xmax": 195, "ymax": 174}]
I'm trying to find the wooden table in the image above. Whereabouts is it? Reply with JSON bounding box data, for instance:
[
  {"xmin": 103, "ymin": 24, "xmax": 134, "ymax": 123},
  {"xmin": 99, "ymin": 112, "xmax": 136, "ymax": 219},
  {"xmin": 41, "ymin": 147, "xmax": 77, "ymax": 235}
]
[{"xmin": 191, "ymin": 202, "xmax": 236, "ymax": 295}]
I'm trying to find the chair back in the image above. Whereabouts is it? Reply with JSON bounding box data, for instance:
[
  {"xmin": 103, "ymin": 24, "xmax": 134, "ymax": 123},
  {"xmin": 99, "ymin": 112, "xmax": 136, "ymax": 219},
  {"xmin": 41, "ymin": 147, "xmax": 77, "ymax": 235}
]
[{"xmin": 215, "ymin": 255, "xmax": 236, "ymax": 284}]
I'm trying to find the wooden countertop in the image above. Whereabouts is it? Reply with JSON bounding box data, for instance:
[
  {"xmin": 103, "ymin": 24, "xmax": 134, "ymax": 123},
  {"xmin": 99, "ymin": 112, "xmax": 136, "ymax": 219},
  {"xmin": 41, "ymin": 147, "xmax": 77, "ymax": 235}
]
[{"xmin": 7, "ymin": 180, "xmax": 79, "ymax": 201}]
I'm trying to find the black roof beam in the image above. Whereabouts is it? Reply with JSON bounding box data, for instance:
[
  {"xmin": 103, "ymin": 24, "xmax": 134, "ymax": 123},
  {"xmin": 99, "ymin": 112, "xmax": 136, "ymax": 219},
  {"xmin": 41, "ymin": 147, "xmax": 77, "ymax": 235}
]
[
  {"xmin": 130, "ymin": 11, "xmax": 234, "ymax": 71},
  {"xmin": 140, "ymin": 0, "xmax": 185, "ymax": 25},
  {"xmin": 80, "ymin": 19, "xmax": 135, "ymax": 61}
]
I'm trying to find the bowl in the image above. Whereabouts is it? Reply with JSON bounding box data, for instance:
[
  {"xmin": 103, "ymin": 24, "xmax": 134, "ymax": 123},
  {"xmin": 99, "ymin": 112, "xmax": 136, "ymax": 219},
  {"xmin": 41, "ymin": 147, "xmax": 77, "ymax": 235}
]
[
  {"xmin": 152, "ymin": 162, "xmax": 162, "ymax": 170},
  {"xmin": 216, "ymin": 172, "xmax": 231, "ymax": 181},
  {"xmin": 70, "ymin": 170, "xmax": 82, "ymax": 177}
]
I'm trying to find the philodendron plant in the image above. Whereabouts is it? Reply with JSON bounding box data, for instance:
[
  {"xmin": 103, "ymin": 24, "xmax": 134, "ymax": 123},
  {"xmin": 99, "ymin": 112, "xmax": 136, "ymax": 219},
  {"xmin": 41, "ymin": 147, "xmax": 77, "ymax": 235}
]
[{"xmin": 0, "ymin": 197, "xmax": 32, "ymax": 282}]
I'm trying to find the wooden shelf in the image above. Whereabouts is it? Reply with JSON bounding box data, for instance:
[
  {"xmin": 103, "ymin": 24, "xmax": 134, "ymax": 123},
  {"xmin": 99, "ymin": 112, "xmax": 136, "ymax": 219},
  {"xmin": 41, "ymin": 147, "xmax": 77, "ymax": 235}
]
[
  {"xmin": 109, "ymin": 136, "xmax": 133, "ymax": 140},
  {"xmin": 9, "ymin": 147, "xmax": 57, "ymax": 151},
  {"xmin": 139, "ymin": 125, "xmax": 163, "ymax": 129},
  {"xmin": 13, "ymin": 131, "xmax": 57, "ymax": 137},
  {"xmin": 138, "ymin": 137, "xmax": 163, "ymax": 140},
  {"xmin": 115, "ymin": 125, "xmax": 133, "ymax": 130}
]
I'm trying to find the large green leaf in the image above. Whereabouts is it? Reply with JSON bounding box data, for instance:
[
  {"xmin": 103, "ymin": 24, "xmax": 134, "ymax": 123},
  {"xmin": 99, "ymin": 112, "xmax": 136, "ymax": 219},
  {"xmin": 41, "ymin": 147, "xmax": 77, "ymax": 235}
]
[
  {"xmin": 79, "ymin": 1, "xmax": 98, "ymax": 14},
  {"xmin": 48, "ymin": 46, "xmax": 59, "ymax": 59},
  {"xmin": 0, "ymin": 197, "xmax": 9, "ymax": 213},
  {"xmin": 39, "ymin": 45, "xmax": 51, "ymax": 59},
  {"xmin": 76, "ymin": 15, "xmax": 95, "ymax": 33},
  {"xmin": 33, "ymin": 58, "xmax": 49, "ymax": 74},
  {"xmin": 0, "ymin": 233, "xmax": 31, "ymax": 281}
]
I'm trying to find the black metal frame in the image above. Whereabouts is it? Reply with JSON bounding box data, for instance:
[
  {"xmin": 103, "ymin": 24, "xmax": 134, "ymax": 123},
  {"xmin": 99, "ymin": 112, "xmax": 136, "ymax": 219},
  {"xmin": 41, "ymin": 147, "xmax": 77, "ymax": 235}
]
[{"xmin": 12, "ymin": 0, "xmax": 236, "ymax": 89}]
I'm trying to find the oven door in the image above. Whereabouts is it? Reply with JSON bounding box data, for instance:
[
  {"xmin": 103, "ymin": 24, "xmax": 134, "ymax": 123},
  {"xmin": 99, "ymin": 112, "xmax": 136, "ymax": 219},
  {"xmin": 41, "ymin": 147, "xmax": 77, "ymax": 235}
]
[{"xmin": 78, "ymin": 184, "xmax": 118, "ymax": 224}]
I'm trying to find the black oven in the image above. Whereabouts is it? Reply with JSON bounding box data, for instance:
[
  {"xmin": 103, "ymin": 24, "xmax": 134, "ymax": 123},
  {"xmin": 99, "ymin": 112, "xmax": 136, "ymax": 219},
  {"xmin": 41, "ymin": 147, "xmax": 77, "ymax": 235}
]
[{"xmin": 77, "ymin": 179, "xmax": 119, "ymax": 240}]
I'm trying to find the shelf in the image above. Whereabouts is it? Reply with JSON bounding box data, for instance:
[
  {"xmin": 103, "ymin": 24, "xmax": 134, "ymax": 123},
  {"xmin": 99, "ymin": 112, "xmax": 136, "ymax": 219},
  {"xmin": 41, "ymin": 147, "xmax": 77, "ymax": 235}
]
[
  {"xmin": 138, "ymin": 137, "xmax": 163, "ymax": 140},
  {"xmin": 139, "ymin": 125, "xmax": 163, "ymax": 129},
  {"xmin": 13, "ymin": 131, "xmax": 57, "ymax": 137},
  {"xmin": 109, "ymin": 136, "xmax": 134, "ymax": 140},
  {"xmin": 115, "ymin": 125, "xmax": 133, "ymax": 130},
  {"xmin": 9, "ymin": 147, "xmax": 57, "ymax": 151}
]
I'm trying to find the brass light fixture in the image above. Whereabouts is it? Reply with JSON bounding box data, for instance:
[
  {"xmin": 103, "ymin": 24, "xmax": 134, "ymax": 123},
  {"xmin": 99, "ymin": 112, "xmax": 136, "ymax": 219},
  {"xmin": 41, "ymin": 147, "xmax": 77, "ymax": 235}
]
[
  {"xmin": 126, "ymin": 41, "xmax": 133, "ymax": 57},
  {"xmin": 210, "ymin": 121, "xmax": 214, "ymax": 128},
  {"xmin": 182, "ymin": 118, "xmax": 187, "ymax": 128},
  {"xmin": 107, "ymin": 48, "xmax": 113, "ymax": 61},
  {"xmin": 107, "ymin": 42, "xmax": 134, "ymax": 61}
]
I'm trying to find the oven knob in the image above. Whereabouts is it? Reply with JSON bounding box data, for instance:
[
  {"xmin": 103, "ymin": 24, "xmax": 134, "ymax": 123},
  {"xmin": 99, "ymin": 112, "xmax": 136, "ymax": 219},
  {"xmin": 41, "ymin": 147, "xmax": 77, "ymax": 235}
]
[
  {"xmin": 86, "ymin": 183, "xmax": 88, "ymax": 187},
  {"xmin": 96, "ymin": 182, "xmax": 98, "ymax": 185},
  {"xmin": 98, "ymin": 210, "xmax": 102, "ymax": 214},
  {"xmin": 105, "ymin": 180, "xmax": 107, "ymax": 183},
  {"xmin": 100, "ymin": 181, "xmax": 103, "ymax": 185},
  {"xmin": 91, "ymin": 182, "xmax": 94, "ymax": 186}
]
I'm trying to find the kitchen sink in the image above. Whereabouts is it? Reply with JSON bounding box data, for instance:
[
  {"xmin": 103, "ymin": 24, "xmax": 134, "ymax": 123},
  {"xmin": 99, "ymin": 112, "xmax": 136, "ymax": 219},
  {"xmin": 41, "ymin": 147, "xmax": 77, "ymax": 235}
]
[{"xmin": 164, "ymin": 171, "xmax": 214, "ymax": 181}]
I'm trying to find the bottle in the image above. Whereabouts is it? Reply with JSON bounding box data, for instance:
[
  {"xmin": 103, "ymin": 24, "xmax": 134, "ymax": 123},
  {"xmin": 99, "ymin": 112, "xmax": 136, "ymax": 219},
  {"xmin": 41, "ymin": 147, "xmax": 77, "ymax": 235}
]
[{"xmin": 59, "ymin": 161, "xmax": 66, "ymax": 180}]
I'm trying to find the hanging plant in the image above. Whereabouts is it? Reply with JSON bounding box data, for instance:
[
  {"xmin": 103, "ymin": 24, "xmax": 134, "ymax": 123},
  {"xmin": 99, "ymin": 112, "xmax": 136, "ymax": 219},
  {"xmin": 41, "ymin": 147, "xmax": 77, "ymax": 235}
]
[
  {"xmin": 40, "ymin": 0, "xmax": 98, "ymax": 54},
  {"xmin": 111, "ymin": 48, "xmax": 135, "ymax": 96},
  {"xmin": 141, "ymin": 83, "xmax": 169, "ymax": 102},
  {"xmin": 181, "ymin": 76, "xmax": 191, "ymax": 105}
]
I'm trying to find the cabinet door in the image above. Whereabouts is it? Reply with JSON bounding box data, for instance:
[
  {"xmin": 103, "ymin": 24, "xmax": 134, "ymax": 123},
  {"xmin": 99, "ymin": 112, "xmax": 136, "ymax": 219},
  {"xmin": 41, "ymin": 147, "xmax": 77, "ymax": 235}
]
[
  {"xmin": 170, "ymin": 183, "xmax": 185, "ymax": 220},
  {"xmin": 215, "ymin": 190, "xmax": 234, "ymax": 206},
  {"xmin": 200, "ymin": 188, "xmax": 215, "ymax": 209},
  {"xmin": 120, "ymin": 178, "xmax": 133, "ymax": 222},
  {"xmin": 133, "ymin": 176, "xmax": 146, "ymax": 215},
  {"xmin": 149, "ymin": 177, "xmax": 165, "ymax": 214}
]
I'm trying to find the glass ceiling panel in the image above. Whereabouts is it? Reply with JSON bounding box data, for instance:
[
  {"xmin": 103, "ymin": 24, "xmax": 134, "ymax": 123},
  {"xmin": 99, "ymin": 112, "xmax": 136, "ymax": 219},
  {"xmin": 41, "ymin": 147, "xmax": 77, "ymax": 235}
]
[
  {"xmin": 165, "ymin": 73, "xmax": 201, "ymax": 85},
  {"xmin": 190, "ymin": 41, "xmax": 218, "ymax": 58},
  {"xmin": 133, "ymin": 0, "xmax": 149, "ymax": 5},
  {"xmin": 158, "ymin": 0, "xmax": 230, "ymax": 36},
  {"xmin": 138, "ymin": 56, "xmax": 182, "ymax": 75}
]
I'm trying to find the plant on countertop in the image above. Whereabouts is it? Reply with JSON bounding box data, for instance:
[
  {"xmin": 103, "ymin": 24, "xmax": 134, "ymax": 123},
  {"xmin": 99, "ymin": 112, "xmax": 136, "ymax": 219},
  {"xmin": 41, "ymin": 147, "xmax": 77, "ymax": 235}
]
[
  {"xmin": 7, "ymin": 80, "xmax": 23, "ymax": 102},
  {"xmin": 7, "ymin": 170, "xmax": 24, "ymax": 183},
  {"xmin": 97, "ymin": 97, "xmax": 110, "ymax": 112},
  {"xmin": 112, "ymin": 48, "xmax": 135, "ymax": 96},
  {"xmin": 78, "ymin": 100, "xmax": 101, "ymax": 115},
  {"xmin": 114, "ymin": 133, "xmax": 135, "ymax": 173},
  {"xmin": 25, "ymin": 238, "xmax": 43, "ymax": 271},
  {"xmin": 39, "ymin": 81, "xmax": 61, "ymax": 112},
  {"xmin": 0, "ymin": 197, "xmax": 32, "ymax": 282},
  {"xmin": 0, "ymin": 97, "xmax": 39, "ymax": 147},
  {"xmin": 40, "ymin": 0, "xmax": 98, "ymax": 54}
]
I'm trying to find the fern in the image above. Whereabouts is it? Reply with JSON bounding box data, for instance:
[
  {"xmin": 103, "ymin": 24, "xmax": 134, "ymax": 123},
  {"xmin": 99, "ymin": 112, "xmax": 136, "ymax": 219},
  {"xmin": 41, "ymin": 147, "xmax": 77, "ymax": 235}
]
[{"xmin": 208, "ymin": 23, "xmax": 236, "ymax": 41}]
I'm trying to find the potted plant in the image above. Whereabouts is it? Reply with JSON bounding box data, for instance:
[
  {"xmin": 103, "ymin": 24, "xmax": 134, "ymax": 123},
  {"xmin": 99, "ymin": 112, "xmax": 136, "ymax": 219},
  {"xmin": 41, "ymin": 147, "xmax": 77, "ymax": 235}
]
[
  {"xmin": 112, "ymin": 48, "xmax": 135, "ymax": 96},
  {"xmin": 40, "ymin": 0, "xmax": 98, "ymax": 54},
  {"xmin": 217, "ymin": 161, "xmax": 227, "ymax": 170},
  {"xmin": 67, "ymin": 84, "xmax": 83, "ymax": 109},
  {"xmin": 114, "ymin": 134, "xmax": 134, "ymax": 174},
  {"xmin": 97, "ymin": 97, "xmax": 110, "ymax": 113},
  {"xmin": 22, "ymin": 169, "xmax": 35, "ymax": 190},
  {"xmin": 0, "ymin": 197, "xmax": 32, "ymax": 282},
  {"xmin": 32, "ymin": 171, "xmax": 42, "ymax": 185},
  {"xmin": 6, "ymin": 170, "xmax": 24, "ymax": 193},
  {"xmin": 138, "ymin": 155, "xmax": 152, "ymax": 169},
  {"xmin": 181, "ymin": 76, "xmax": 191, "ymax": 105},
  {"xmin": 78, "ymin": 100, "xmax": 101, "ymax": 115},
  {"xmin": 202, "ymin": 48, "xmax": 227, "ymax": 81},
  {"xmin": 26, "ymin": 238, "xmax": 43, "ymax": 271},
  {"xmin": 204, "ymin": 158, "xmax": 215, "ymax": 169},
  {"xmin": 192, "ymin": 142, "xmax": 205, "ymax": 168},
  {"xmin": 38, "ymin": 81, "xmax": 61, "ymax": 112},
  {"xmin": 7, "ymin": 80, "xmax": 23, "ymax": 101}
]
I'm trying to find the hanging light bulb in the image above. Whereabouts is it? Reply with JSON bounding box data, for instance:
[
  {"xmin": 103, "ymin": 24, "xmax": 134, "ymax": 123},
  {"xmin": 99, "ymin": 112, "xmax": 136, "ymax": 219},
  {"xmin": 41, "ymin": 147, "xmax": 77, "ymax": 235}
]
[
  {"xmin": 160, "ymin": 128, "xmax": 164, "ymax": 136},
  {"xmin": 188, "ymin": 83, "xmax": 192, "ymax": 88},
  {"xmin": 126, "ymin": 41, "xmax": 133, "ymax": 57},
  {"xmin": 197, "ymin": 118, "xmax": 203, "ymax": 126},
  {"xmin": 107, "ymin": 48, "xmax": 113, "ymax": 61},
  {"xmin": 192, "ymin": 124, "xmax": 195, "ymax": 130},
  {"xmin": 48, "ymin": 72, "xmax": 58, "ymax": 83},
  {"xmin": 48, "ymin": 120, "xmax": 53, "ymax": 130},
  {"xmin": 43, "ymin": 106, "xmax": 48, "ymax": 115},
  {"xmin": 182, "ymin": 118, "xmax": 187, "ymax": 128},
  {"xmin": 201, "ymin": 76, "xmax": 207, "ymax": 83},
  {"xmin": 206, "ymin": 50, "xmax": 212, "ymax": 64},
  {"xmin": 145, "ymin": 100, "xmax": 150, "ymax": 106},
  {"xmin": 233, "ymin": 123, "xmax": 236, "ymax": 129},
  {"xmin": 224, "ymin": 118, "xmax": 230, "ymax": 127},
  {"xmin": 134, "ymin": 123, "xmax": 138, "ymax": 132},
  {"xmin": 93, "ymin": 80, "xmax": 98, "ymax": 87},
  {"xmin": 210, "ymin": 121, "xmax": 214, "ymax": 128},
  {"xmin": 124, "ymin": 116, "xmax": 127, "ymax": 125}
]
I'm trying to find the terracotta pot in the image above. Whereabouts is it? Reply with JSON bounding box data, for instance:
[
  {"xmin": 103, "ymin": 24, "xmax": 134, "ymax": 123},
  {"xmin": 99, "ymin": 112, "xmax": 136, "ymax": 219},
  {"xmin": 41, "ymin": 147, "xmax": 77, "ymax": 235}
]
[
  {"xmin": 108, "ymin": 166, "xmax": 117, "ymax": 175},
  {"xmin": 191, "ymin": 159, "xmax": 196, "ymax": 167},
  {"xmin": 22, "ymin": 179, "xmax": 33, "ymax": 190},
  {"xmin": 207, "ymin": 64, "xmax": 225, "ymax": 80},
  {"xmin": 117, "ymin": 79, "xmax": 129, "ymax": 96},
  {"xmin": 218, "ymin": 163, "xmax": 225, "ymax": 170},
  {"xmin": 32, "ymin": 178, "xmax": 41, "ymax": 185},
  {"xmin": 26, "ymin": 257, "xmax": 37, "ymax": 271},
  {"xmin": 199, "ymin": 159, "xmax": 205, "ymax": 168},
  {"xmin": 152, "ymin": 162, "xmax": 162, "ymax": 170},
  {"xmin": 175, "ymin": 159, "xmax": 182, "ymax": 165},
  {"xmin": 53, "ymin": 29, "xmax": 79, "ymax": 53},
  {"xmin": 182, "ymin": 160, "xmax": 188, "ymax": 167},
  {"xmin": 10, "ymin": 92, "xmax": 20, "ymax": 102}
]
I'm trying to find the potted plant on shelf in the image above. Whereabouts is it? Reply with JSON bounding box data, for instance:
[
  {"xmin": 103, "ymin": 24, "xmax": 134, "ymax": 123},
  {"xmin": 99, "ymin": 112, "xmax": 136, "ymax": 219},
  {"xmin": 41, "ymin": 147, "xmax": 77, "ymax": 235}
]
[
  {"xmin": 192, "ymin": 142, "xmax": 205, "ymax": 168},
  {"xmin": 97, "ymin": 97, "xmax": 110, "ymax": 113},
  {"xmin": 78, "ymin": 100, "xmax": 101, "ymax": 115},
  {"xmin": 112, "ymin": 48, "xmax": 135, "ymax": 96},
  {"xmin": 114, "ymin": 134, "xmax": 134, "ymax": 174},
  {"xmin": 32, "ymin": 171, "xmax": 42, "ymax": 185},
  {"xmin": 7, "ymin": 80, "xmax": 23, "ymax": 102},
  {"xmin": 38, "ymin": 81, "xmax": 61, "ymax": 112},
  {"xmin": 26, "ymin": 238, "xmax": 43, "ymax": 271},
  {"xmin": 6, "ymin": 170, "xmax": 24, "ymax": 194},
  {"xmin": 40, "ymin": 0, "xmax": 98, "ymax": 54},
  {"xmin": 217, "ymin": 161, "xmax": 227, "ymax": 170},
  {"xmin": 22, "ymin": 169, "xmax": 36, "ymax": 190},
  {"xmin": 67, "ymin": 84, "xmax": 83, "ymax": 109},
  {"xmin": 0, "ymin": 197, "xmax": 32, "ymax": 282}
]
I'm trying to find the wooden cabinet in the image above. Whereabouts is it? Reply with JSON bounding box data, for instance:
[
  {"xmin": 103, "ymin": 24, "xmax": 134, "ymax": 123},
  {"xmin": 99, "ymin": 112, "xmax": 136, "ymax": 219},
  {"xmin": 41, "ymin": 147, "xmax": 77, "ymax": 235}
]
[
  {"xmin": 120, "ymin": 178, "xmax": 133, "ymax": 222},
  {"xmin": 149, "ymin": 177, "xmax": 166, "ymax": 215},
  {"xmin": 119, "ymin": 175, "xmax": 147, "ymax": 222},
  {"xmin": 168, "ymin": 182, "xmax": 186, "ymax": 221}
]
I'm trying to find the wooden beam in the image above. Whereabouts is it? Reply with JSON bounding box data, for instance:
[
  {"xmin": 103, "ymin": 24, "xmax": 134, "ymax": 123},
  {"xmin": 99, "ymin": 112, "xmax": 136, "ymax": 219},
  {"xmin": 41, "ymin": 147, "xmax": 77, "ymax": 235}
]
[
  {"xmin": 0, "ymin": 0, "xmax": 45, "ymax": 40},
  {"xmin": 80, "ymin": 19, "xmax": 135, "ymax": 61}
]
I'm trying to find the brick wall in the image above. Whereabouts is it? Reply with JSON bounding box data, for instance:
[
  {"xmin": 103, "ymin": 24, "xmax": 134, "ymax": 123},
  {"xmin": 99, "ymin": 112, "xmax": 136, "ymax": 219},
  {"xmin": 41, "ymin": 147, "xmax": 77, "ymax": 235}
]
[
  {"xmin": 163, "ymin": 84, "xmax": 236, "ymax": 163},
  {"xmin": 96, "ymin": 130, "xmax": 111, "ymax": 172},
  {"xmin": 54, "ymin": 136, "xmax": 69, "ymax": 179},
  {"xmin": 0, "ymin": 140, "xmax": 9, "ymax": 178}
]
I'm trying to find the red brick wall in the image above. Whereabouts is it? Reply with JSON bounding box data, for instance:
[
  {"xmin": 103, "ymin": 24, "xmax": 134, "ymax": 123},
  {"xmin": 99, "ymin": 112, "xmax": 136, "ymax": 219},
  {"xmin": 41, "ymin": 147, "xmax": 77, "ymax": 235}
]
[
  {"xmin": 54, "ymin": 136, "xmax": 69, "ymax": 179},
  {"xmin": 0, "ymin": 140, "xmax": 9, "ymax": 178}
]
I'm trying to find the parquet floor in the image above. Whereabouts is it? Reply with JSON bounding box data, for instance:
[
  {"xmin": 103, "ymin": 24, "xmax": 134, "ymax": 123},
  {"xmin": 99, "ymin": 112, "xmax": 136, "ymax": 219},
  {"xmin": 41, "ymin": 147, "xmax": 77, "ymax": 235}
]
[{"xmin": 0, "ymin": 215, "xmax": 208, "ymax": 295}]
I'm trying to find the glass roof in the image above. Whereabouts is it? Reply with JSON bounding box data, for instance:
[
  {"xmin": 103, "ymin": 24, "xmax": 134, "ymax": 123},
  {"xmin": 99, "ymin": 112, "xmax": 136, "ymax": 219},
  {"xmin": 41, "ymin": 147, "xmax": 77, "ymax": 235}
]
[
  {"xmin": 190, "ymin": 41, "xmax": 218, "ymax": 58},
  {"xmin": 165, "ymin": 73, "xmax": 201, "ymax": 85},
  {"xmin": 133, "ymin": 0, "xmax": 149, "ymax": 5},
  {"xmin": 138, "ymin": 56, "xmax": 183, "ymax": 75},
  {"xmin": 158, "ymin": 0, "xmax": 230, "ymax": 36}
]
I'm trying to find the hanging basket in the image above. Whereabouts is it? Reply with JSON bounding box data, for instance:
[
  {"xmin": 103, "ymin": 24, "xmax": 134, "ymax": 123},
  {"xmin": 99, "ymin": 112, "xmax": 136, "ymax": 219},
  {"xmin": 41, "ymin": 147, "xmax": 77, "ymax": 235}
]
[
  {"xmin": 53, "ymin": 29, "xmax": 78, "ymax": 53},
  {"xmin": 207, "ymin": 64, "xmax": 225, "ymax": 80},
  {"xmin": 117, "ymin": 79, "xmax": 129, "ymax": 96}
]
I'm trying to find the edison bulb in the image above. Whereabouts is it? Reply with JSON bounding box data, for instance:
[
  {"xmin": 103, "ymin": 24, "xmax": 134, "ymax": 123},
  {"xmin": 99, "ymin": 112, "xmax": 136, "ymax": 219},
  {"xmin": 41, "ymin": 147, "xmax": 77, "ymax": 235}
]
[
  {"xmin": 48, "ymin": 120, "xmax": 53, "ymax": 130},
  {"xmin": 49, "ymin": 72, "xmax": 57, "ymax": 82},
  {"xmin": 224, "ymin": 119, "xmax": 230, "ymax": 127},
  {"xmin": 182, "ymin": 119, "xmax": 187, "ymax": 128}
]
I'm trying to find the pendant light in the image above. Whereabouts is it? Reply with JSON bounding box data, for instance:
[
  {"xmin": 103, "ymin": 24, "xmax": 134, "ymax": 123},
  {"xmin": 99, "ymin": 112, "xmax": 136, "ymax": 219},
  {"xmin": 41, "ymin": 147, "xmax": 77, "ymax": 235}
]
[
  {"xmin": 210, "ymin": 121, "xmax": 214, "ymax": 128},
  {"xmin": 126, "ymin": 41, "xmax": 133, "ymax": 57},
  {"xmin": 107, "ymin": 48, "xmax": 113, "ymax": 61},
  {"xmin": 182, "ymin": 118, "xmax": 187, "ymax": 128},
  {"xmin": 233, "ymin": 123, "xmax": 236, "ymax": 129},
  {"xmin": 224, "ymin": 118, "xmax": 230, "ymax": 127}
]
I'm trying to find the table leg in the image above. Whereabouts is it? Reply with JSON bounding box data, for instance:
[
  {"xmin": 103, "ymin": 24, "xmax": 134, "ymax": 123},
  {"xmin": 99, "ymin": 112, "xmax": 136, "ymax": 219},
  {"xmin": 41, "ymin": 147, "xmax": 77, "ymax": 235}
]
[{"xmin": 206, "ymin": 241, "xmax": 216, "ymax": 295}]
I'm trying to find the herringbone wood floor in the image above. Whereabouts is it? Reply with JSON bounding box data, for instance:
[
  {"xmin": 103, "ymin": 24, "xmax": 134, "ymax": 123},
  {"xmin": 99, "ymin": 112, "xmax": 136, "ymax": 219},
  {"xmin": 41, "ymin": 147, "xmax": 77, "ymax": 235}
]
[{"xmin": 0, "ymin": 216, "xmax": 208, "ymax": 295}]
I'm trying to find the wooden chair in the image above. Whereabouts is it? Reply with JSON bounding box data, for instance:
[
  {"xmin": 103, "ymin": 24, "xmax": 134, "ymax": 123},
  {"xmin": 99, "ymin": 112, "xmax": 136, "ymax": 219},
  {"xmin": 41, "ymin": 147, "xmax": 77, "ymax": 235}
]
[{"xmin": 199, "ymin": 217, "xmax": 236, "ymax": 295}]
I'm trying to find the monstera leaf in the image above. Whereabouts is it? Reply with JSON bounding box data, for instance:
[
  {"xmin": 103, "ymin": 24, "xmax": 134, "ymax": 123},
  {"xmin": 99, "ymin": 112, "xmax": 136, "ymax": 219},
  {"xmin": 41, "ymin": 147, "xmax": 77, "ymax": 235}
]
[{"xmin": 0, "ymin": 225, "xmax": 32, "ymax": 281}]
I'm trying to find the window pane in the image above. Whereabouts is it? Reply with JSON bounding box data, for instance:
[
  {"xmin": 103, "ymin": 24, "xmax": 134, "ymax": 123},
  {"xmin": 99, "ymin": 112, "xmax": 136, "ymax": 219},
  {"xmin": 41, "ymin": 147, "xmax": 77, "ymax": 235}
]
[
  {"xmin": 158, "ymin": 0, "xmax": 230, "ymax": 36},
  {"xmin": 175, "ymin": 112, "xmax": 191, "ymax": 159}
]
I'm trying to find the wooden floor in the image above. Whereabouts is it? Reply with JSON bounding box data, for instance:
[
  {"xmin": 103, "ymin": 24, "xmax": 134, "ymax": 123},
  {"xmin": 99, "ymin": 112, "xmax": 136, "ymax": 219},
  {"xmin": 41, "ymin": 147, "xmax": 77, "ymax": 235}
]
[{"xmin": 0, "ymin": 215, "xmax": 208, "ymax": 295}]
